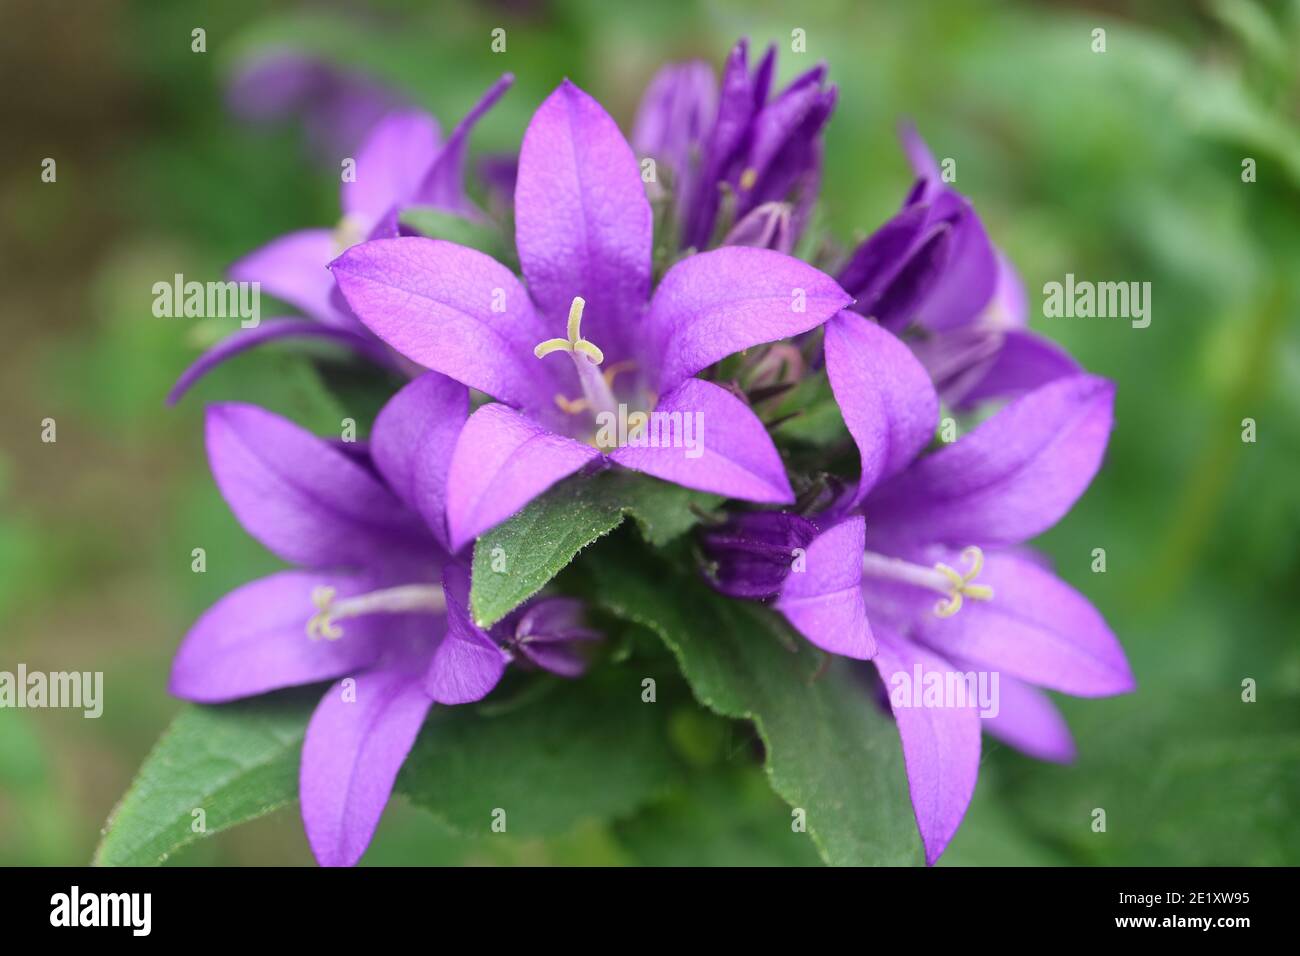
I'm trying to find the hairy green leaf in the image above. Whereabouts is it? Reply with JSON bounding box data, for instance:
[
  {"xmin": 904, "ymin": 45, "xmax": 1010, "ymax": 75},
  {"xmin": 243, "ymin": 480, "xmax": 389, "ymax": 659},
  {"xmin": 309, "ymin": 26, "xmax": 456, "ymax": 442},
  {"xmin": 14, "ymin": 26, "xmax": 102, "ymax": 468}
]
[
  {"xmin": 581, "ymin": 539, "xmax": 923, "ymax": 866},
  {"xmin": 397, "ymin": 665, "xmax": 679, "ymax": 835},
  {"xmin": 94, "ymin": 690, "xmax": 314, "ymax": 866},
  {"xmin": 97, "ymin": 666, "xmax": 680, "ymax": 864},
  {"xmin": 469, "ymin": 471, "xmax": 719, "ymax": 627}
]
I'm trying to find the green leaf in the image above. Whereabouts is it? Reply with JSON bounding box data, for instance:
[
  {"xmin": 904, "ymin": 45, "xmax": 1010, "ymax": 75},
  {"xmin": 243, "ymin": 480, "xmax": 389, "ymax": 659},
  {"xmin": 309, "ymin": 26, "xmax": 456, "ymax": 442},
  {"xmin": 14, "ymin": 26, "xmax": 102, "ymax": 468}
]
[
  {"xmin": 94, "ymin": 690, "xmax": 315, "ymax": 866},
  {"xmin": 580, "ymin": 537, "xmax": 924, "ymax": 866},
  {"xmin": 469, "ymin": 471, "xmax": 720, "ymax": 627},
  {"xmin": 400, "ymin": 206, "xmax": 508, "ymax": 260},
  {"xmin": 997, "ymin": 690, "xmax": 1300, "ymax": 866},
  {"xmin": 616, "ymin": 766, "xmax": 825, "ymax": 866},
  {"xmin": 396, "ymin": 664, "xmax": 679, "ymax": 835},
  {"xmin": 97, "ymin": 666, "xmax": 680, "ymax": 864}
]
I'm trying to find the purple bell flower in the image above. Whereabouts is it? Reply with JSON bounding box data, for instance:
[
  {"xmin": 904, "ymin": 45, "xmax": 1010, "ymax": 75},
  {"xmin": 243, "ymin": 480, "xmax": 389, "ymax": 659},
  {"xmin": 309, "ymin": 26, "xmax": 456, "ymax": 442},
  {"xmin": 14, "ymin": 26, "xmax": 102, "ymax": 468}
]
[
  {"xmin": 168, "ymin": 76, "xmax": 514, "ymax": 404},
  {"xmin": 330, "ymin": 79, "xmax": 852, "ymax": 551},
  {"xmin": 838, "ymin": 124, "xmax": 1080, "ymax": 407},
  {"xmin": 705, "ymin": 312, "xmax": 1133, "ymax": 864},
  {"xmin": 168, "ymin": 372, "xmax": 601, "ymax": 866}
]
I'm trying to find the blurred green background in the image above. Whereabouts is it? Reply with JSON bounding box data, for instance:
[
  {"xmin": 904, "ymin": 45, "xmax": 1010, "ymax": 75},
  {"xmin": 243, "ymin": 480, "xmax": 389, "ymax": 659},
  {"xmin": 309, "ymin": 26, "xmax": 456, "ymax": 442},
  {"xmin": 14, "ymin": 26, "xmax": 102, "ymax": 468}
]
[{"xmin": 2, "ymin": 0, "xmax": 1298, "ymax": 866}]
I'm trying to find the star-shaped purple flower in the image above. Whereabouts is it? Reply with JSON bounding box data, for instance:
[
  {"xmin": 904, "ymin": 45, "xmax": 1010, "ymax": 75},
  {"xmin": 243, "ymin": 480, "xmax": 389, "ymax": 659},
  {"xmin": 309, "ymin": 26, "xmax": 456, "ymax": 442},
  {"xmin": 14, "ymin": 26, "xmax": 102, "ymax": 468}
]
[
  {"xmin": 169, "ymin": 372, "xmax": 599, "ymax": 866},
  {"xmin": 837, "ymin": 124, "xmax": 1080, "ymax": 408},
  {"xmin": 330, "ymin": 80, "xmax": 851, "ymax": 551},
  {"xmin": 704, "ymin": 312, "xmax": 1133, "ymax": 863},
  {"xmin": 168, "ymin": 76, "xmax": 513, "ymax": 405}
]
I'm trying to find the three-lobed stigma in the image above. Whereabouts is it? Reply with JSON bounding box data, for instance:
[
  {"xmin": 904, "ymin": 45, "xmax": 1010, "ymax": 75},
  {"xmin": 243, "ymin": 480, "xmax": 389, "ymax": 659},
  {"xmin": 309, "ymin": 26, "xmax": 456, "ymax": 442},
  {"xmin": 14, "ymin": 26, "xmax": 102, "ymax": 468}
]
[
  {"xmin": 860, "ymin": 544, "xmax": 995, "ymax": 619},
  {"xmin": 931, "ymin": 546, "xmax": 994, "ymax": 618},
  {"xmin": 534, "ymin": 296, "xmax": 604, "ymax": 365}
]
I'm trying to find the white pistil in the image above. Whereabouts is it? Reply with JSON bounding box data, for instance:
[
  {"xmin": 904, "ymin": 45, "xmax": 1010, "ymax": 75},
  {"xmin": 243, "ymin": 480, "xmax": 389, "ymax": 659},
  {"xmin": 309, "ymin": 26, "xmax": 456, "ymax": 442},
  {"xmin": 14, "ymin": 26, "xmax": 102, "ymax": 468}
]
[
  {"xmin": 861, "ymin": 546, "xmax": 994, "ymax": 619},
  {"xmin": 307, "ymin": 584, "xmax": 446, "ymax": 640}
]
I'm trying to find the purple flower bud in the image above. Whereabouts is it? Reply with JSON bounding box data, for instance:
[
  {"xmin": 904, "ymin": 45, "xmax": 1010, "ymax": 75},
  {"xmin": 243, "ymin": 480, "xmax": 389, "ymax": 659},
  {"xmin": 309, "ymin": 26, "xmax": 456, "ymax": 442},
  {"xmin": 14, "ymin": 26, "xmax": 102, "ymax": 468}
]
[
  {"xmin": 723, "ymin": 201, "xmax": 795, "ymax": 254},
  {"xmin": 699, "ymin": 511, "xmax": 820, "ymax": 600},
  {"xmin": 498, "ymin": 598, "xmax": 603, "ymax": 678}
]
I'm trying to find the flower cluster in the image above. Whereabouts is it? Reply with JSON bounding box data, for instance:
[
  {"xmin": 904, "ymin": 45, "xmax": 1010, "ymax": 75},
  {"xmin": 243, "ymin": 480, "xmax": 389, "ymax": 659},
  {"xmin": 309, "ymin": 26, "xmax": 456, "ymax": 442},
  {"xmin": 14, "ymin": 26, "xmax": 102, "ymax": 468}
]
[{"xmin": 170, "ymin": 39, "xmax": 1131, "ymax": 866}]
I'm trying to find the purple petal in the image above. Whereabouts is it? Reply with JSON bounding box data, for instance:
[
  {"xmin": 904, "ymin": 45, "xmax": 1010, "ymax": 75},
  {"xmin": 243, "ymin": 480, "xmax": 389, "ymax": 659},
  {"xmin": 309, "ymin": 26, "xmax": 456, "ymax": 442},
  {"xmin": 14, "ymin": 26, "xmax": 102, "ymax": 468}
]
[
  {"xmin": 478, "ymin": 153, "xmax": 518, "ymax": 210},
  {"xmin": 723, "ymin": 202, "xmax": 794, "ymax": 253},
  {"xmin": 913, "ymin": 195, "xmax": 998, "ymax": 333},
  {"xmin": 205, "ymin": 403, "xmax": 432, "ymax": 569},
  {"xmin": 414, "ymin": 74, "xmax": 514, "ymax": 216},
  {"xmin": 897, "ymin": 121, "xmax": 943, "ymax": 196},
  {"xmin": 987, "ymin": 251, "xmax": 1029, "ymax": 328},
  {"xmin": 955, "ymin": 329, "xmax": 1081, "ymax": 408},
  {"xmin": 749, "ymin": 84, "xmax": 833, "ymax": 221},
  {"xmin": 873, "ymin": 630, "xmax": 981, "ymax": 866},
  {"xmin": 514, "ymin": 80, "xmax": 652, "ymax": 363},
  {"xmin": 699, "ymin": 510, "xmax": 820, "ymax": 600},
  {"xmin": 913, "ymin": 549, "xmax": 1134, "ymax": 697},
  {"xmin": 871, "ymin": 221, "xmax": 955, "ymax": 332},
  {"xmin": 340, "ymin": 110, "xmax": 442, "ymax": 231},
  {"xmin": 866, "ymin": 374, "xmax": 1116, "ymax": 549},
  {"xmin": 226, "ymin": 52, "xmax": 331, "ymax": 124},
  {"xmin": 364, "ymin": 205, "xmax": 403, "ymax": 241},
  {"xmin": 329, "ymin": 237, "xmax": 561, "ymax": 414},
  {"xmin": 609, "ymin": 378, "xmax": 792, "ymax": 504},
  {"xmin": 168, "ymin": 571, "xmax": 388, "ymax": 703},
  {"xmin": 512, "ymin": 597, "xmax": 597, "ymax": 641},
  {"xmin": 446, "ymin": 403, "xmax": 602, "ymax": 551},
  {"xmin": 775, "ymin": 516, "xmax": 874, "ymax": 659},
  {"xmin": 824, "ymin": 312, "xmax": 939, "ymax": 506},
  {"xmin": 892, "ymin": 125, "xmax": 1000, "ymax": 333},
  {"xmin": 633, "ymin": 61, "xmax": 717, "ymax": 169},
  {"xmin": 510, "ymin": 598, "xmax": 602, "ymax": 678},
  {"xmin": 907, "ymin": 322, "xmax": 1003, "ymax": 406},
  {"xmin": 750, "ymin": 43, "xmax": 778, "ymax": 108},
  {"xmin": 836, "ymin": 202, "xmax": 930, "ymax": 308},
  {"xmin": 167, "ymin": 318, "xmax": 394, "ymax": 405},
  {"xmin": 646, "ymin": 246, "xmax": 851, "ymax": 394},
  {"xmin": 632, "ymin": 60, "xmax": 717, "ymax": 211},
  {"xmin": 737, "ymin": 77, "xmax": 821, "ymax": 193},
  {"xmin": 371, "ymin": 372, "xmax": 469, "ymax": 550},
  {"xmin": 683, "ymin": 40, "xmax": 759, "ymax": 249},
  {"xmin": 226, "ymin": 52, "xmax": 402, "ymax": 158},
  {"xmin": 974, "ymin": 670, "xmax": 1076, "ymax": 763},
  {"xmin": 300, "ymin": 661, "xmax": 433, "ymax": 867},
  {"xmin": 514, "ymin": 643, "xmax": 582, "ymax": 678},
  {"xmin": 425, "ymin": 563, "xmax": 509, "ymax": 703},
  {"xmin": 735, "ymin": 76, "xmax": 832, "ymax": 218},
  {"xmin": 229, "ymin": 229, "xmax": 353, "ymax": 328}
]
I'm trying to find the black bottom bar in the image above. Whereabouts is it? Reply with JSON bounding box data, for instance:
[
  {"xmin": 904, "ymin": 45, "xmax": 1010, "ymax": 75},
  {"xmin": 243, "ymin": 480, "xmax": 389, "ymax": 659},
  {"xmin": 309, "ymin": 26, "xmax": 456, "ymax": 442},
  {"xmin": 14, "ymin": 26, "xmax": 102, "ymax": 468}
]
[{"xmin": 0, "ymin": 866, "xmax": 1277, "ymax": 940}]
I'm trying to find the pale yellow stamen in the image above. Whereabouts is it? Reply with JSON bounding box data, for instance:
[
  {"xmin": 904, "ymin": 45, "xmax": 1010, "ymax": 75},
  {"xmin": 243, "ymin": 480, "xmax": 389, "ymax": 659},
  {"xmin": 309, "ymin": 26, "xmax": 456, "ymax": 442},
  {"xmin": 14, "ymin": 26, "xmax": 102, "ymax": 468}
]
[
  {"xmin": 307, "ymin": 586, "xmax": 344, "ymax": 640},
  {"xmin": 601, "ymin": 360, "xmax": 637, "ymax": 389},
  {"xmin": 931, "ymin": 546, "xmax": 995, "ymax": 618},
  {"xmin": 555, "ymin": 394, "xmax": 590, "ymax": 414},
  {"xmin": 333, "ymin": 215, "xmax": 367, "ymax": 252},
  {"xmin": 861, "ymin": 546, "xmax": 996, "ymax": 619},
  {"xmin": 738, "ymin": 167, "xmax": 758, "ymax": 191}
]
